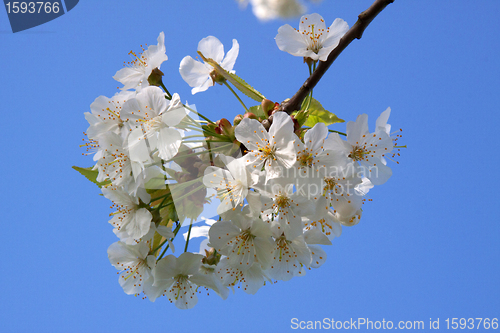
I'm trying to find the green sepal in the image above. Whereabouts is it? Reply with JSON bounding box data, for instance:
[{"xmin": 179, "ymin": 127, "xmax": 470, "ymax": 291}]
[
  {"xmin": 198, "ymin": 51, "xmax": 265, "ymax": 102},
  {"xmin": 302, "ymin": 98, "xmax": 345, "ymax": 127},
  {"xmin": 72, "ymin": 166, "xmax": 110, "ymax": 188}
]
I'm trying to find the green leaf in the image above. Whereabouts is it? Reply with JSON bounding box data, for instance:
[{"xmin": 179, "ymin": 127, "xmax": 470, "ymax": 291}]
[
  {"xmin": 72, "ymin": 166, "xmax": 110, "ymax": 188},
  {"xmin": 198, "ymin": 52, "xmax": 265, "ymax": 102},
  {"xmin": 302, "ymin": 98, "xmax": 345, "ymax": 127},
  {"xmin": 248, "ymin": 105, "xmax": 266, "ymax": 119}
]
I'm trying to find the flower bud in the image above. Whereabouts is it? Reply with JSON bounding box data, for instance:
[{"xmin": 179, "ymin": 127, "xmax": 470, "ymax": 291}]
[
  {"xmin": 261, "ymin": 99, "xmax": 275, "ymax": 118},
  {"xmin": 290, "ymin": 115, "xmax": 300, "ymax": 132},
  {"xmin": 147, "ymin": 67, "xmax": 164, "ymax": 87},
  {"xmin": 243, "ymin": 112, "xmax": 258, "ymax": 120},
  {"xmin": 202, "ymin": 248, "xmax": 221, "ymax": 266},
  {"xmin": 261, "ymin": 119, "xmax": 271, "ymax": 131},
  {"xmin": 267, "ymin": 114, "xmax": 274, "ymax": 124},
  {"xmin": 233, "ymin": 114, "xmax": 243, "ymax": 126},
  {"xmin": 216, "ymin": 118, "xmax": 234, "ymax": 137}
]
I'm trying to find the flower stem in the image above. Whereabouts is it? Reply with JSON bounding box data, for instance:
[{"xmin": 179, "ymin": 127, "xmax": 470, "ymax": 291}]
[
  {"xmin": 305, "ymin": 89, "xmax": 313, "ymax": 111},
  {"xmin": 184, "ymin": 219, "xmax": 194, "ymax": 252},
  {"xmin": 328, "ymin": 129, "xmax": 347, "ymax": 136},
  {"xmin": 183, "ymin": 104, "xmax": 215, "ymax": 125},
  {"xmin": 157, "ymin": 223, "xmax": 182, "ymax": 260},
  {"xmin": 182, "ymin": 134, "xmax": 207, "ymax": 140},
  {"xmin": 224, "ymin": 81, "xmax": 249, "ymax": 113},
  {"xmin": 160, "ymin": 82, "xmax": 172, "ymax": 99}
]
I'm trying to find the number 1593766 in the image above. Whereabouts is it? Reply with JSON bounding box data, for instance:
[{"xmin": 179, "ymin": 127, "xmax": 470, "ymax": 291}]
[
  {"xmin": 5, "ymin": 2, "xmax": 60, "ymax": 14},
  {"xmin": 445, "ymin": 318, "xmax": 498, "ymax": 330}
]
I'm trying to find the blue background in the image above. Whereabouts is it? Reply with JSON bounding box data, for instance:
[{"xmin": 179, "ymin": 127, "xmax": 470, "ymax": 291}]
[{"xmin": 1, "ymin": 0, "xmax": 499, "ymax": 332}]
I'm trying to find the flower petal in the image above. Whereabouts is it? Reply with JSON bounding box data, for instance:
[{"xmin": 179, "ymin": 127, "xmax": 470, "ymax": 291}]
[
  {"xmin": 198, "ymin": 36, "xmax": 225, "ymax": 64},
  {"xmin": 275, "ymin": 24, "xmax": 308, "ymax": 57},
  {"xmin": 220, "ymin": 39, "xmax": 239, "ymax": 72}
]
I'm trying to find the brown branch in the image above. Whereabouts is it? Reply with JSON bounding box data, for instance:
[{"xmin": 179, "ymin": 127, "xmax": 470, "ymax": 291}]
[{"xmin": 280, "ymin": 0, "xmax": 395, "ymax": 114}]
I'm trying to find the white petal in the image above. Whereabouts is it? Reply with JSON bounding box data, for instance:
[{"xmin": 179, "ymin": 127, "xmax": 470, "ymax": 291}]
[
  {"xmin": 375, "ymin": 107, "xmax": 392, "ymax": 134},
  {"xmin": 191, "ymin": 77, "xmax": 213, "ymax": 94},
  {"xmin": 220, "ymin": 39, "xmax": 239, "ymax": 71},
  {"xmin": 179, "ymin": 56, "xmax": 211, "ymax": 88},
  {"xmin": 304, "ymin": 228, "xmax": 332, "ymax": 246},
  {"xmin": 157, "ymin": 127, "xmax": 182, "ymax": 160},
  {"xmin": 308, "ymin": 244, "xmax": 327, "ymax": 268},
  {"xmin": 299, "ymin": 13, "xmax": 326, "ymax": 34},
  {"xmin": 198, "ymin": 36, "xmax": 225, "ymax": 64},
  {"xmin": 125, "ymin": 208, "xmax": 153, "ymax": 239},
  {"xmin": 304, "ymin": 123, "xmax": 328, "ymax": 152},
  {"xmin": 275, "ymin": 24, "xmax": 307, "ymax": 57},
  {"xmin": 139, "ymin": 86, "xmax": 168, "ymax": 115},
  {"xmin": 156, "ymin": 225, "xmax": 174, "ymax": 239},
  {"xmin": 346, "ymin": 114, "xmax": 369, "ymax": 146},
  {"xmin": 154, "ymin": 255, "xmax": 177, "ymax": 285},
  {"xmin": 176, "ymin": 252, "xmax": 203, "ymax": 276},
  {"xmin": 113, "ymin": 67, "xmax": 143, "ymax": 91},
  {"xmin": 364, "ymin": 159, "xmax": 392, "ymax": 185},
  {"xmin": 235, "ymin": 118, "xmax": 269, "ymax": 150}
]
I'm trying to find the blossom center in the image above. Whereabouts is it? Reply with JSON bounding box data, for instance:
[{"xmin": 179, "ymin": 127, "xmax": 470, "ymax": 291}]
[
  {"xmin": 298, "ymin": 150, "xmax": 314, "ymax": 168},
  {"xmin": 171, "ymin": 274, "xmax": 190, "ymax": 300},
  {"xmin": 349, "ymin": 146, "xmax": 367, "ymax": 161},
  {"xmin": 258, "ymin": 144, "xmax": 276, "ymax": 160},
  {"xmin": 275, "ymin": 194, "xmax": 291, "ymax": 209},
  {"xmin": 307, "ymin": 24, "xmax": 322, "ymax": 54},
  {"xmin": 323, "ymin": 177, "xmax": 341, "ymax": 197},
  {"xmin": 127, "ymin": 49, "xmax": 148, "ymax": 68}
]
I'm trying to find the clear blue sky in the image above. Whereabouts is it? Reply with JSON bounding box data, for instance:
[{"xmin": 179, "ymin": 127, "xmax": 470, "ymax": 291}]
[{"xmin": 1, "ymin": 1, "xmax": 499, "ymax": 332}]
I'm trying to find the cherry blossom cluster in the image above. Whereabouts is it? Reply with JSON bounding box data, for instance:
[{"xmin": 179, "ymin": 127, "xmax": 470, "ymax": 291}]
[{"xmin": 77, "ymin": 13, "xmax": 403, "ymax": 309}]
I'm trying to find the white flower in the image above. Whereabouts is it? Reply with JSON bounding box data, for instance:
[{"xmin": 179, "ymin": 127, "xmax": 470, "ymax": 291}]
[
  {"xmin": 84, "ymin": 90, "xmax": 135, "ymax": 141},
  {"xmin": 154, "ymin": 252, "xmax": 226, "ymax": 309},
  {"xmin": 107, "ymin": 240, "xmax": 156, "ymax": 297},
  {"xmin": 113, "ymin": 32, "xmax": 169, "ymax": 91},
  {"xmin": 257, "ymin": 177, "xmax": 313, "ymax": 237},
  {"xmin": 235, "ymin": 111, "xmax": 296, "ymax": 182},
  {"xmin": 95, "ymin": 132, "xmax": 133, "ymax": 188},
  {"xmin": 179, "ymin": 36, "xmax": 239, "ymax": 94},
  {"xmin": 102, "ymin": 186, "xmax": 152, "ymax": 240},
  {"xmin": 303, "ymin": 228, "xmax": 330, "ymax": 269},
  {"xmin": 203, "ymin": 155, "xmax": 258, "ymax": 214},
  {"xmin": 216, "ymin": 256, "xmax": 269, "ymax": 294},
  {"xmin": 239, "ymin": 0, "xmax": 306, "ymax": 21},
  {"xmin": 302, "ymin": 197, "xmax": 342, "ymax": 240},
  {"xmin": 208, "ymin": 217, "xmax": 274, "ymax": 270},
  {"xmin": 290, "ymin": 123, "xmax": 340, "ymax": 191},
  {"xmin": 266, "ymin": 221, "xmax": 312, "ymax": 281},
  {"xmin": 324, "ymin": 110, "xmax": 395, "ymax": 185},
  {"xmin": 330, "ymin": 206, "xmax": 362, "ymax": 227},
  {"xmin": 121, "ymin": 87, "xmax": 186, "ymax": 162},
  {"xmin": 276, "ymin": 13, "xmax": 349, "ymax": 61}
]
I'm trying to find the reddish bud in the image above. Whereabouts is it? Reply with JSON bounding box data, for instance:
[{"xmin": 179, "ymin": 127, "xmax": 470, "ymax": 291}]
[
  {"xmin": 261, "ymin": 99, "xmax": 274, "ymax": 118},
  {"xmin": 243, "ymin": 112, "xmax": 258, "ymax": 120},
  {"xmin": 233, "ymin": 114, "xmax": 243, "ymax": 126}
]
